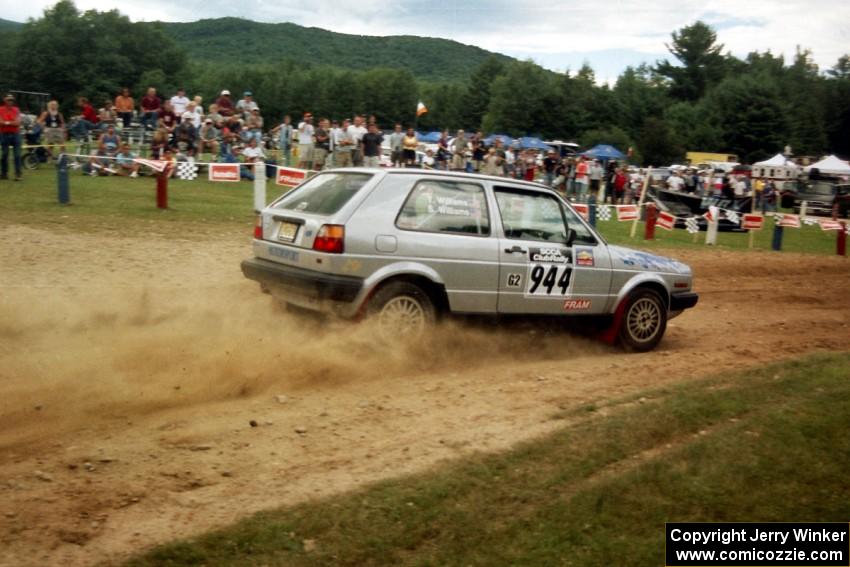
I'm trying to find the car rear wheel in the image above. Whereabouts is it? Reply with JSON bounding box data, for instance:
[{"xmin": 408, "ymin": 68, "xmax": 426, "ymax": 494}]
[
  {"xmin": 368, "ymin": 281, "xmax": 436, "ymax": 340},
  {"xmin": 618, "ymin": 289, "xmax": 667, "ymax": 352}
]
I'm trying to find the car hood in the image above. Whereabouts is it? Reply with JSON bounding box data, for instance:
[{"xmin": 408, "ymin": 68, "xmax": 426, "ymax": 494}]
[{"xmin": 607, "ymin": 245, "xmax": 692, "ymax": 275}]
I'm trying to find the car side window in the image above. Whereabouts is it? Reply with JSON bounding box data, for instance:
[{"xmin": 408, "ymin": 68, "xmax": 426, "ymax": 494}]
[
  {"xmin": 396, "ymin": 180, "xmax": 490, "ymax": 236},
  {"xmin": 494, "ymin": 188, "xmax": 568, "ymax": 244},
  {"xmin": 561, "ymin": 205, "xmax": 598, "ymax": 245}
]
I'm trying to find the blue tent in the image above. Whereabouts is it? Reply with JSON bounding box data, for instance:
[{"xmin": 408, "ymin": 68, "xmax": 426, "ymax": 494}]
[
  {"xmin": 416, "ymin": 131, "xmax": 443, "ymax": 143},
  {"xmin": 483, "ymin": 134, "xmax": 515, "ymax": 147},
  {"xmin": 582, "ymin": 144, "xmax": 626, "ymax": 160},
  {"xmin": 517, "ymin": 136, "xmax": 551, "ymax": 150}
]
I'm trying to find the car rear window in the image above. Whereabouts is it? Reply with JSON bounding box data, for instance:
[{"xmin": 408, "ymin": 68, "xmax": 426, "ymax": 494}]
[{"xmin": 273, "ymin": 173, "xmax": 373, "ymax": 215}]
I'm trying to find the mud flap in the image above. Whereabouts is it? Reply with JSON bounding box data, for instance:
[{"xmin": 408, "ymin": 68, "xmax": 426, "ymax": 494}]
[{"xmin": 596, "ymin": 298, "xmax": 627, "ymax": 345}]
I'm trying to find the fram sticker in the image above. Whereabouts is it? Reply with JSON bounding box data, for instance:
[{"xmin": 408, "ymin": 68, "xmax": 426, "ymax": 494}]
[
  {"xmin": 507, "ymin": 274, "xmax": 522, "ymax": 287},
  {"xmin": 563, "ymin": 299, "xmax": 591, "ymax": 311},
  {"xmin": 574, "ymin": 247, "xmax": 594, "ymax": 267}
]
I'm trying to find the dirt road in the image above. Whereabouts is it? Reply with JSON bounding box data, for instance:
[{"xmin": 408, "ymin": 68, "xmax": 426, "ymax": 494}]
[{"xmin": 1, "ymin": 223, "xmax": 847, "ymax": 566}]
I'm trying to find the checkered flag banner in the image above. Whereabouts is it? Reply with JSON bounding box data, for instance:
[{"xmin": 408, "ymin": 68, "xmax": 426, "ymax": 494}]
[
  {"xmin": 685, "ymin": 217, "xmax": 700, "ymax": 234},
  {"xmin": 176, "ymin": 162, "xmax": 199, "ymax": 181},
  {"xmin": 597, "ymin": 205, "xmax": 612, "ymax": 221},
  {"xmin": 724, "ymin": 210, "xmax": 740, "ymax": 225}
]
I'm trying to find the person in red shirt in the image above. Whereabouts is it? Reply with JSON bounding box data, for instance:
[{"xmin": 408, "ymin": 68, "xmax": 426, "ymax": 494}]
[
  {"xmin": 69, "ymin": 97, "xmax": 100, "ymax": 141},
  {"xmin": 215, "ymin": 90, "xmax": 234, "ymax": 117},
  {"xmin": 140, "ymin": 87, "xmax": 161, "ymax": 131},
  {"xmin": 0, "ymin": 93, "xmax": 23, "ymax": 180}
]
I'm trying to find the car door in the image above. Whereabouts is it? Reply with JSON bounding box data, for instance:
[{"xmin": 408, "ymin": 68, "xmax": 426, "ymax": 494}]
[{"xmin": 494, "ymin": 186, "xmax": 612, "ymax": 315}]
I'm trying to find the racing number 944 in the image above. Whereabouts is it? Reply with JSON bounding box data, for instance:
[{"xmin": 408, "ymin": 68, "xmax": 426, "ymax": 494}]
[{"xmin": 527, "ymin": 264, "xmax": 572, "ymax": 296}]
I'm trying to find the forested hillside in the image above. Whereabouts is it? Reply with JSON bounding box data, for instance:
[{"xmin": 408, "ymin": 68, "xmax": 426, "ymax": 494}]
[
  {"xmin": 155, "ymin": 18, "xmax": 512, "ymax": 82},
  {"xmin": 1, "ymin": 2, "xmax": 849, "ymax": 164}
]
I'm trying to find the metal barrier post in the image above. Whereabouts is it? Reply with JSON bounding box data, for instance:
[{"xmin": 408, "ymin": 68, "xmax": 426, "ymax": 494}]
[
  {"xmin": 772, "ymin": 224, "xmax": 783, "ymax": 251},
  {"xmin": 838, "ymin": 222, "xmax": 847, "ymax": 257},
  {"xmin": 56, "ymin": 153, "xmax": 70, "ymax": 205},
  {"xmin": 156, "ymin": 172, "xmax": 168, "ymax": 209},
  {"xmin": 587, "ymin": 193, "xmax": 597, "ymax": 227},
  {"xmin": 644, "ymin": 203, "xmax": 657, "ymax": 240}
]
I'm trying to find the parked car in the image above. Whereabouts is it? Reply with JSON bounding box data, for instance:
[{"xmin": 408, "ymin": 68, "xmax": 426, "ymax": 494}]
[
  {"xmin": 241, "ymin": 169, "xmax": 698, "ymax": 351},
  {"xmin": 787, "ymin": 180, "xmax": 850, "ymax": 218}
]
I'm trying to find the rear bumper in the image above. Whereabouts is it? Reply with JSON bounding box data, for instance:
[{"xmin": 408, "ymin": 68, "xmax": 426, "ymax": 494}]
[
  {"xmin": 670, "ymin": 291, "xmax": 699, "ymax": 311},
  {"xmin": 241, "ymin": 258, "xmax": 364, "ymax": 313}
]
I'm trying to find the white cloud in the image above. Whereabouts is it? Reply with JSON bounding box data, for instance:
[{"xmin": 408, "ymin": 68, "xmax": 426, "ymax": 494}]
[{"xmin": 7, "ymin": 0, "xmax": 850, "ymax": 74}]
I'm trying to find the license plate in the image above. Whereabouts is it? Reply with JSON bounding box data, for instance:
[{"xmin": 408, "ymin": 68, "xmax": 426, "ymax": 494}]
[{"xmin": 278, "ymin": 222, "xmax": 299, "ymax": 242}]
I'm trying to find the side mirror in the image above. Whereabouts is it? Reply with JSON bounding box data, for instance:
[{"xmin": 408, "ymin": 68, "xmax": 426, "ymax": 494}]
[{"xmin": 566, "ymin": 228, "xmax": 577, "ymax": 246}]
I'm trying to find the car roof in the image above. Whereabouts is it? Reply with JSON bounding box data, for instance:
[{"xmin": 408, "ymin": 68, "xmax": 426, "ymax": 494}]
[{"xmin": 331, "ymin": 167, "xmax": 554, "ymax": 193}]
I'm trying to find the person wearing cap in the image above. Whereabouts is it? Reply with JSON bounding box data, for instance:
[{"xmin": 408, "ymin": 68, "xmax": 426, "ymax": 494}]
[
  {"xmin": 542, "ymin": 150, "xmax": 558, "ymax": 186},
  {"xmin": 236, "ymin": 91, "xmax": 258, "ymax": 120},
  {"xmin": 215, "ymin": 90, "xmax": 234, "ymax": 117},
  {"xmin": 313, "ymin": 118, "xmax": 331, "ymax": 171},
  {"xmin": 0, "ymin": 93, "xmax": 23, "ymax": 181},
  {"xmin": 170, "ymin": 88, "xmax": 190, "ymax": 118},
  {"xmin": 297, "ymin": 113, "xmax": 314, "ymax": 170},
  {"xmin": 140, "ymin": 87, "xmax": 161, "ymax": 131},
  {"xmin": 198, "ymin": 118, "xmax": 219, "ymax": 158}
]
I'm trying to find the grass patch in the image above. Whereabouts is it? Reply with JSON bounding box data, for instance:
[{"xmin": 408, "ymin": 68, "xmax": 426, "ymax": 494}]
[
  {"xmin": 122, "ymin": 352, "xmax": 850, "ymax": 567},
  {"xmin": 2, "ymin": 170, "xmax": 842, "ymax": 254}
]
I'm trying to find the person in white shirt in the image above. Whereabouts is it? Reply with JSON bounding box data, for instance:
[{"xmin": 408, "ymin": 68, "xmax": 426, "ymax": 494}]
[
  {"xmin": 242, "ymin": 138, "xmax": 265, "ymax": 163},
  {"xmin": 170, "ymin": 88, "xmax": 190, "ymax": 118},
  {"xmin": 667, "ymin": 172, "xmax": 685, "ymax": 191},
  {"xmin": 348, "ymin": 115, "xmax": 367, "ymax": 166},
  {"xmin": 297, "ymin": 113, "xmax": 315, "ymax": 169}
]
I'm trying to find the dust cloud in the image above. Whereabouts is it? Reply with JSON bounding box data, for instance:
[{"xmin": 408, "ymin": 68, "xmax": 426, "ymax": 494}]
[{"xmin": 0, "ymin": 280, "xmax": 600, "ymax": 450}]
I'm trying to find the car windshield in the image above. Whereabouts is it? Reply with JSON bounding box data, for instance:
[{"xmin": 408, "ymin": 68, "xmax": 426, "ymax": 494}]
[
  {"xmin": 273, "ymin": 173, "xmax": 373, "ymax": 215},
  {"xmin": 803, "ymin": 182, "xmax": 835, "ymax": 196}
]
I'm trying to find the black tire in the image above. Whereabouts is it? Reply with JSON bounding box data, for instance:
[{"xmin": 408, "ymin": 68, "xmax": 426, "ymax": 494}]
[
  {"xmin": 618, "ymin": 289, "xmax": 667, "ymax": 352},
  {"xmin": 23, "ymin": 152, "xmax": 40, "ymax": 171},
  {"xmin": 367, "ymin": 281, "xmax": 436, "ymax": 339}
]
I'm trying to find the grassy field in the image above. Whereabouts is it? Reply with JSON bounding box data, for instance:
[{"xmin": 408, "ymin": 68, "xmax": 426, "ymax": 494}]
[
  {"xmin": 0, "ymin": 169, "xmax": 844, "ymax": 255},
  {"xmin": 121, "ymin": 352, "xmax": 850, "ymax": 566}
]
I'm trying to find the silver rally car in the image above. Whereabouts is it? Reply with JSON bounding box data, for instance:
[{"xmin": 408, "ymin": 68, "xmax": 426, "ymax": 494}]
[{"xmin": 241, "ymin": 169, "xmax": 698, "ymax": 351}]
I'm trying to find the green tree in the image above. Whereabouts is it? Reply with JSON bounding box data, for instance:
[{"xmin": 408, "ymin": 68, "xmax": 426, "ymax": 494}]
[
  {"xmin": 703, "ymin": 75, "xmax": 789, "ymax": 162},
  {"xmin": 459, "ymin": 57, "xmax": 505, "ymax": 130},
  {"xmin": 482, "ymin": 61, "xmax": 556, "ymax": 137},
  {"xmin": 656, "ymin": 21, "xmax": 728, "ymax": 101},
  {"xmin": 10, "ymin": 1, "xmax": 186, "ymax": 109},
  {"xmin": 637, "ymin": 117, "xmax": 684, "ymax": 166},
  {"xmin": 612, "ymin": 64, "xmax": 668, "ymax": 139}
]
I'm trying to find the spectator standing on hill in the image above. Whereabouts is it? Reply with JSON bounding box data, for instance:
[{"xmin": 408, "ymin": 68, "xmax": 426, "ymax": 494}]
[
  {"xmin": 236, "ymin": 92, "xmax": 258, "ymax": 120},
  {"xmin": 614, "ymin": 166, "xmax": 628, "ymax": 203},
  {"xmin": 0, "ymin": 93, "xmax": 22, "ymax": 181},
  {"xmin": 389, "ymin": 123, "xmax": 404, "ymax": 167},
  {"xmin": 470, "ymin": 131, "xmax": 484, "ymax": 172},
  {"xmin": 313, "ymin": 118, "xmax": 330, "ymax": 170},
  {"xmin": 215, "ymin": 90, "xmax": 235, "ymax": 117},
  {"xmin": 361, "ymin": 122, "xmax": 384, "ymax": 168},
  {"xmin": 523, "ymin": 150, "xmax": 536, "ymax": 182},
  {"xmin": 574, "ymin": 157, "xmax": 589, "ymax": 201},
  {"xmin": 402, "ymin": 127, "xmax": 418, "ymax": 167},
  {"xmin": 542, "ymin": 150, "xmax": 558, "ymax": 186},
  {"xmin": 114, "ymin": 88, "xmax": 135, "ymax": 129},
  {"xmin": 482, "ymin": 147, "xmax": 504, "ymax": 176},
  {"xmin": 589, "ymin": 159, "xmax": 604, "ymax": 201},
  {"xmin": 297, "ymin": 113, "xmax": 315, "ymax": 170},
  {"xmin": 667, "ymin": 171, "xmax": 685, "ymax": 192},
  {"xmin": 451, "ymin": 130, "xmax": 467, "ymax": 171},
  {"xmin": 333, "ymin": 118, "xmax": 354, "ymax": 168},
  {"xmin": 349, "ymin": 115, "xmax": 367, "ymax": 166},
  {"xmin": 140, "ymin": 88, "xmax": 160, "ymax": 131},
  {"xmin": 37, "ymin": 100, "xmax": 66, "ymax": 153},
  {"xmin": 170, "ymin": 88, "xmax": 190, "ymax": 119},
  {"xmin": 270, "ymin": 114, "xmax": 293, "ymax": 165}
]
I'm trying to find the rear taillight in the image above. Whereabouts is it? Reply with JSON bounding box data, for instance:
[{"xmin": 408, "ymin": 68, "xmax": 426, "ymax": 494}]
[
  {"xmin": 313, "ymin": 224, "xmax": 345, "ymax": 254},
  {"xmin": 254, "ymin": 215, "xmax": 263, "ymax": 239}
]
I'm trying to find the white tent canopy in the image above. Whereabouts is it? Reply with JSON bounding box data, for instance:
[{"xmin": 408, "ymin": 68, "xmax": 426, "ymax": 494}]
[
  {"xmin": 804, "ymin": 155, "xmax": 850, "ymax": 174},
  {"xmin": 754, "ymin": 153, "xmax": 798, "ymax": 168}
]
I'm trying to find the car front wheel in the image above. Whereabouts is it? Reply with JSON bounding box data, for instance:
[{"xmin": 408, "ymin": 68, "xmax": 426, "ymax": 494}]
[
  {"xmin": 368, "ymin": 281, "xmax": 436, "ymax": 340},
  {"xmin": 618, "ymin": 289, "xmax": 667, "ymax": 352}
]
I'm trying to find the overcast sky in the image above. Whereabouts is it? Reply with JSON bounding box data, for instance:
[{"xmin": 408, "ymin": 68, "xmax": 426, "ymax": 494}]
[{"xmin": 7, "ymin": 1, "xmax": 850, "ymax": 83}]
